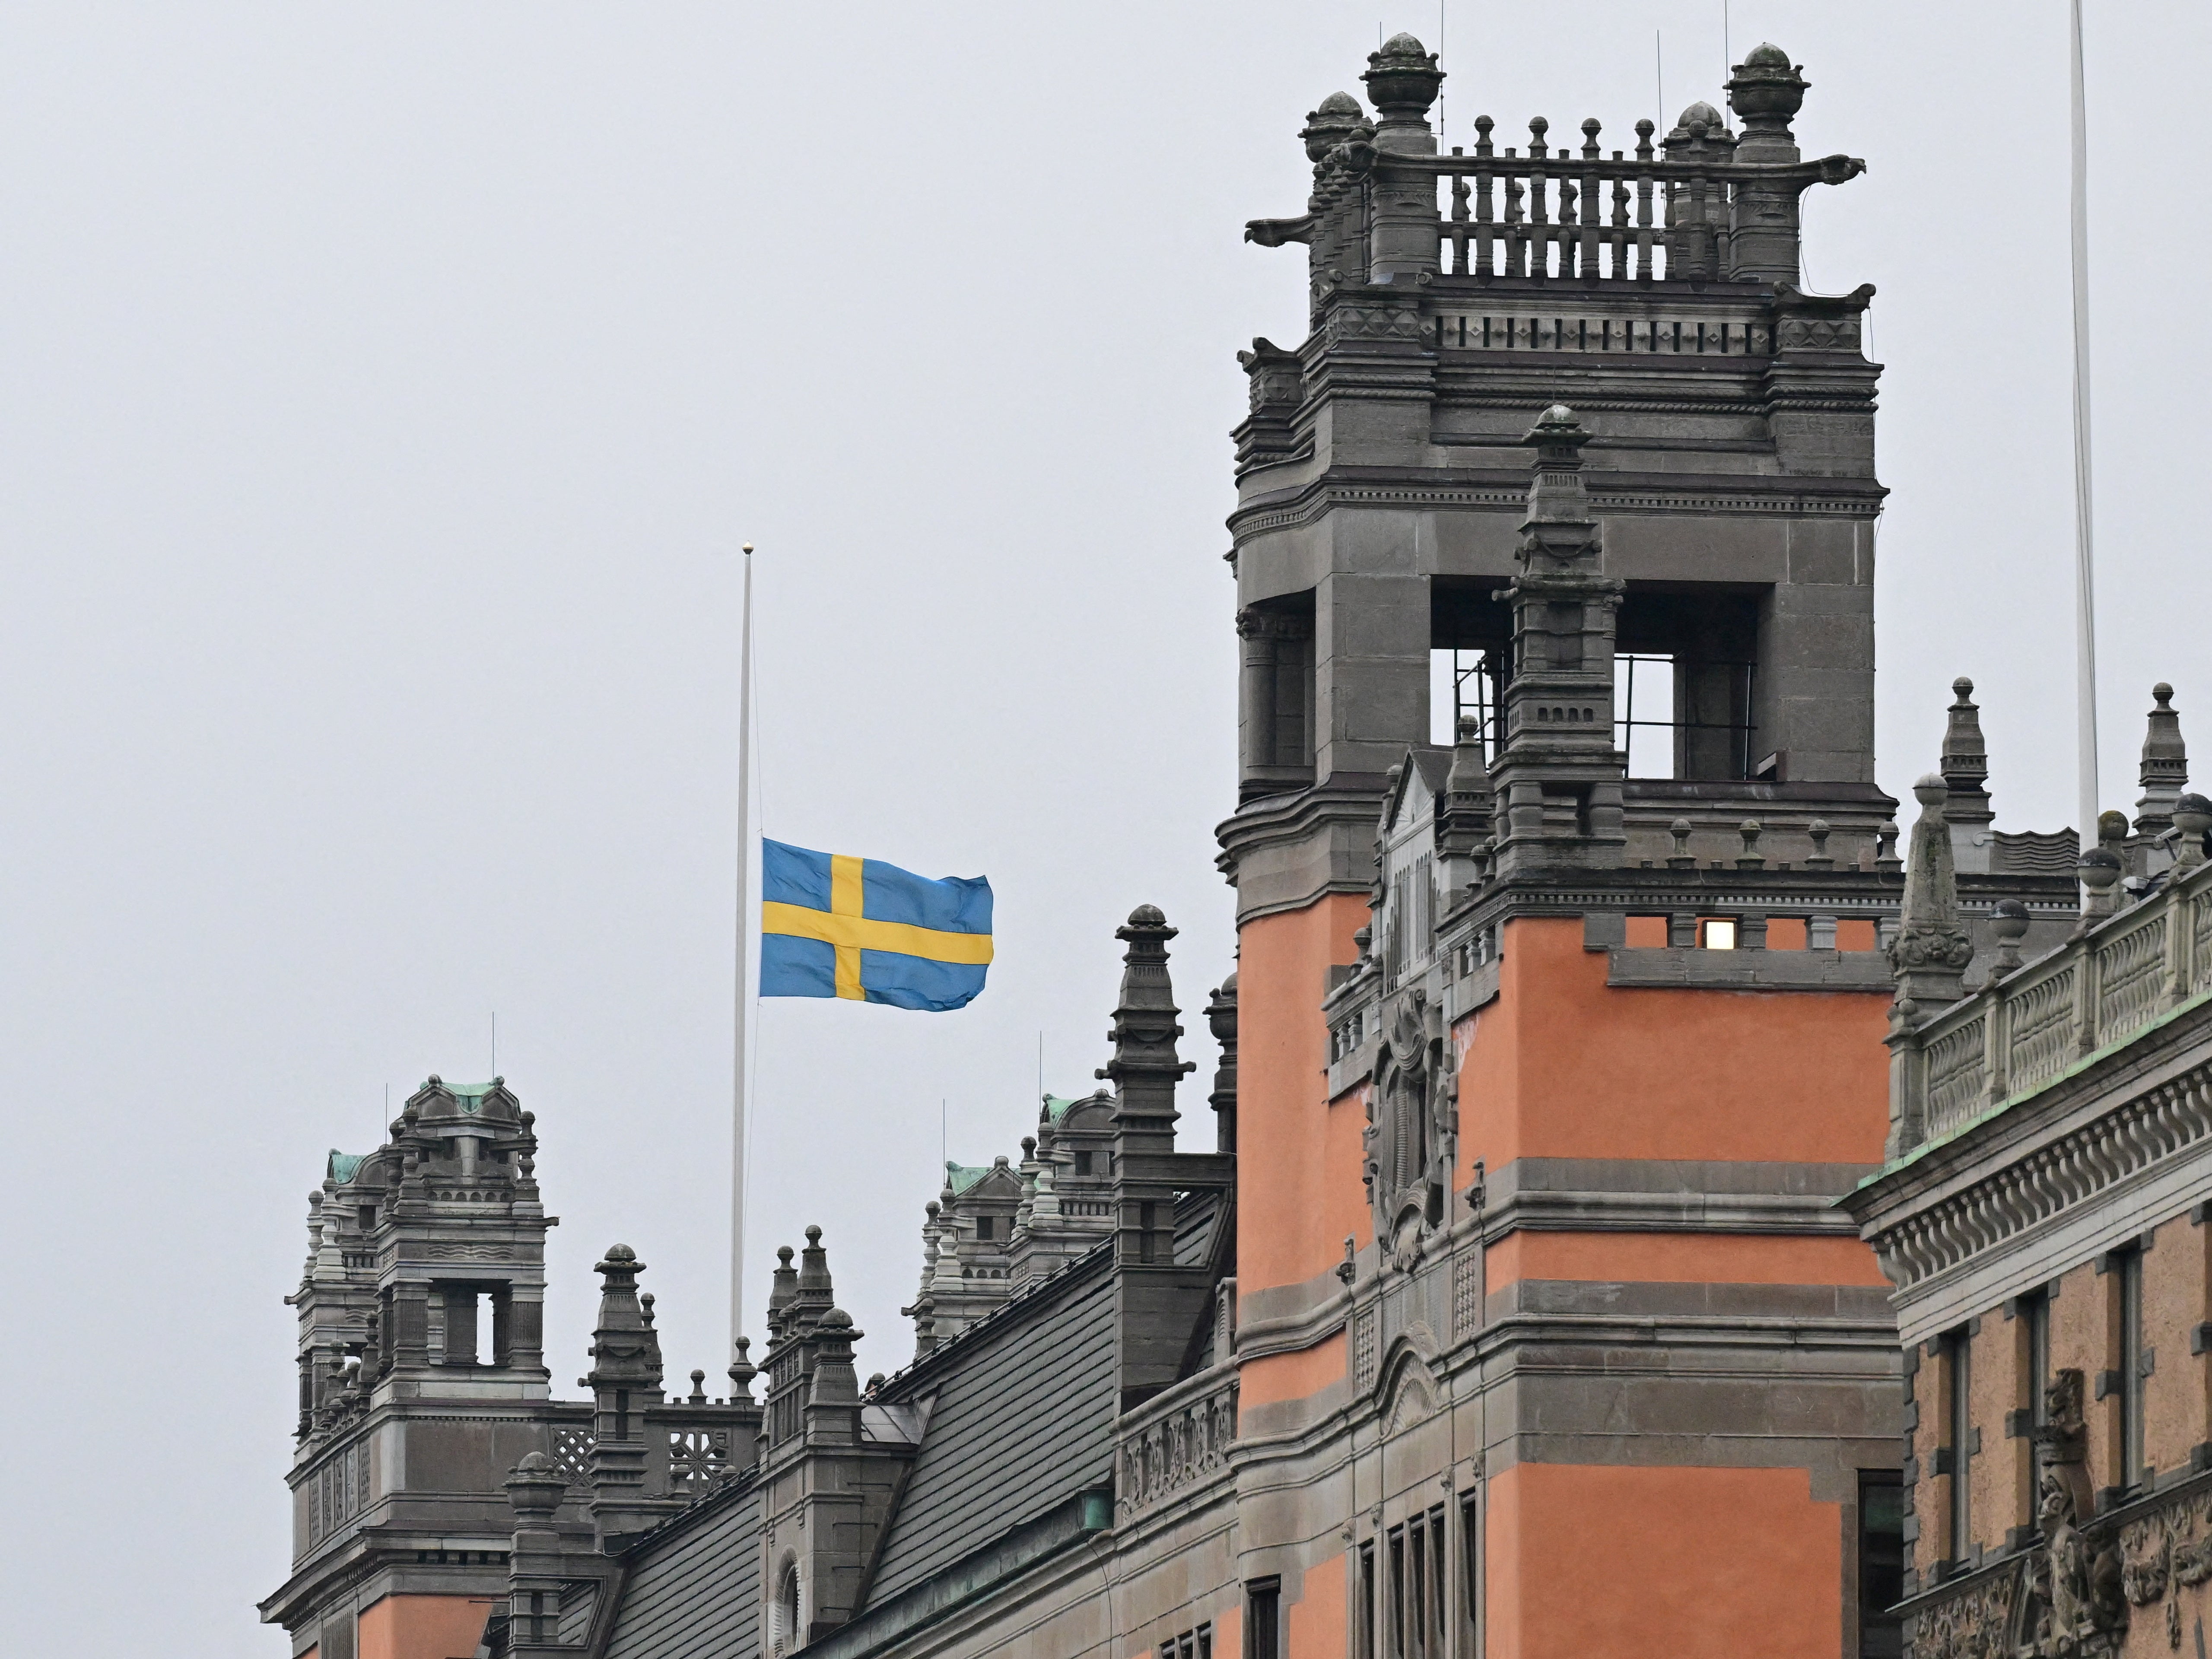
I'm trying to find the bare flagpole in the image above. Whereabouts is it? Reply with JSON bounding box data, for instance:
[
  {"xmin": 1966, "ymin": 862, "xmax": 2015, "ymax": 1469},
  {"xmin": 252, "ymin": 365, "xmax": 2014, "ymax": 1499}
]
[
  {"xmin": 731, "ymin": 543, "xmax": 755, "ymax": 1360},
  {"xmin": 2068, "ymin": 0, "xmax": 2100, "ymax": 838}
]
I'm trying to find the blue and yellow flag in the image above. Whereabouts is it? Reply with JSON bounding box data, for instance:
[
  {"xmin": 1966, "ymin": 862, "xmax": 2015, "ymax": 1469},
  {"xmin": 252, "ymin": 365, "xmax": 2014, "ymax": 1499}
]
[{"xmin": 760, "ymin": 839, "xmax": 993, "ymax": 1012}]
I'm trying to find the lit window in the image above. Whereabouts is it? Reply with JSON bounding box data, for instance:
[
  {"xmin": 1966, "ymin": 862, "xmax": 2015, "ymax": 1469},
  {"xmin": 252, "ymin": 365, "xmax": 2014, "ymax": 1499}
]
[{"xmin": 1701, "ymin": 919, "xmax": 1737, "ymax": 950}]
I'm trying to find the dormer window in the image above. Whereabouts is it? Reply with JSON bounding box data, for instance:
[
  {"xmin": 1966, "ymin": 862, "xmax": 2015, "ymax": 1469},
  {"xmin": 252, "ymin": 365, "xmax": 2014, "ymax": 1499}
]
[
  {"xmin": 975, "ymin": 1216, "xmax": 995, "ymax": 1242},
  {"xmin": 1074, "ymin": 1151, "xmax": 1094, "ymax": 1177}
]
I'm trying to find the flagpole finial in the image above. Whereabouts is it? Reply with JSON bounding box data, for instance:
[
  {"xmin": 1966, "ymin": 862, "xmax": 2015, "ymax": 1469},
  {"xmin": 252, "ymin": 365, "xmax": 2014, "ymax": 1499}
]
[{"xmin": 741, "ymin": 543, "xmax": 753, "ymax": 554}]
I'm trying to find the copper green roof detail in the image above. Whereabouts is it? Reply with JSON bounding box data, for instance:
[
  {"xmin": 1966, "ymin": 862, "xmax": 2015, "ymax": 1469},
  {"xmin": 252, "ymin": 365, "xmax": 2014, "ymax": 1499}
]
[
  {"xmin": 1042, "ymin": 1094, "xmax": 1080, "ymax": 1124},
  {"xmin": 327, "ymin": 1150, "xmax": 367, "ymax": 1183},
  {"xmin": 945, "ymin": 1162, "xmax": 990, "ymax": 1195}
]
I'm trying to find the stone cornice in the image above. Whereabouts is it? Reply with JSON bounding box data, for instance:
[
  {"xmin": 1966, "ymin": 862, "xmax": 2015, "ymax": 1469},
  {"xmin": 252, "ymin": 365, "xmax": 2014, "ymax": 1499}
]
[
  {"xmin": 1230, "ymin": 466, "xmax": 1887, "ymax": 539},
  {"xmin": 1843, "ymin": 1005, "xmax": 2212, "ymax": 1338}
]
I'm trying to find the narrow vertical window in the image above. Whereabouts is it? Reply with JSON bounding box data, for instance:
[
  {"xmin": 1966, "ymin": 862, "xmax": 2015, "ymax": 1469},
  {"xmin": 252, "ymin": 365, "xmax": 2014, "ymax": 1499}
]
[
  {"xmin": 2016, "ymin": 1289, "xmax": 2050, "ymax": 1528},
  {"xmin": 1408, "ymin": 1521, "xmax": 1427, "ymax": 1659},
  {"xmin": 1246, "ymin": 1579, "xmax": 1280, "ymax": 1659},
  {"xmin": 2118, "ymin": 1246, "xmax": 2146, "ymax": 1495},
  {"xmin": 1389, "ymin": 1527, "xmax": 1407, "ymax": 1659},
  {"xmin": 1857, "ymin": 1470, "xmax": 1904, "ymax": 1659},
  {"xmin": 1943, "ymin": 1328, "xmax": 1972, "ymax": 1571},
  {"xmin": 1459, "ymin": 1490, "xmax": 1480, "ymax": 1653},
  {"xmin": 1357, "ymin": 1544, "xmax": 1376, "ymax": 1659},
  {"xmin": 1427, "ymin": 1506, "xmax": 1448, "ymax": 1653}
]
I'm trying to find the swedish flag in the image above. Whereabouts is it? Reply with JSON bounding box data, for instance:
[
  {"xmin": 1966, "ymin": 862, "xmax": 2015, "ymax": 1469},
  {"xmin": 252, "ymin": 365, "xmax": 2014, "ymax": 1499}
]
[{"xmin": 760, "ymin": 839, "xmax": 993, "ymax": 1012}]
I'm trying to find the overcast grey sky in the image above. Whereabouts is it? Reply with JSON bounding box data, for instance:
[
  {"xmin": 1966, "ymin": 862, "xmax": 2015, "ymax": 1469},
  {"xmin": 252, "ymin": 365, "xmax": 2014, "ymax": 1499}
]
[{"xmin": 2, "ymin": 3, "xmax": 2204, "ymax": 1649}]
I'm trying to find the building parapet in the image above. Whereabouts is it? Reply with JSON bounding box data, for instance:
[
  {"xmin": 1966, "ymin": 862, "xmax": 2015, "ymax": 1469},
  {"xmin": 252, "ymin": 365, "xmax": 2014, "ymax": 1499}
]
[
  {"xmin": 1114, "ymin": 1361, "xmax": 1239, "ymax": 1526},
  {"xmin": 1887, "ymin": 856, "xmax": 2212, "ymax": 1159}
]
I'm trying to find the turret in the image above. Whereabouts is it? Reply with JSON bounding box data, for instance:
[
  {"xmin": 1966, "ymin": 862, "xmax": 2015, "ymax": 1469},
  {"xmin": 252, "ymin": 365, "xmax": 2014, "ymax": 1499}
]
[
  {"xmin": 580, "ymin": 1243, "xmax": 679, "ymax": 1548},
  {"xmin": 756, "ymin": 1229, "xmax": 915, "ymax": 1647},
  {"xmin": 1487, "ymin": 407, "xmax": 1628, "ymax": 876},
  {"xmin": 1098, "ymin": 906, "xmax": 1224, "ymax": 1411}
]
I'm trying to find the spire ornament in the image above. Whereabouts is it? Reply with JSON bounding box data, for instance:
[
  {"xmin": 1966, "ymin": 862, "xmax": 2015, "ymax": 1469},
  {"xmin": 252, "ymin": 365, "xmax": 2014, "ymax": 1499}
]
[{"xmin": 1888, "ymin": 774, "xmax": 1973, "ymax": 1011}]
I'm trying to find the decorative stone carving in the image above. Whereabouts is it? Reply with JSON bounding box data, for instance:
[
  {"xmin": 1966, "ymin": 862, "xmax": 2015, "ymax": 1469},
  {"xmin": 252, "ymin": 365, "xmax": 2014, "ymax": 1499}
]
[
  {"xmin": 2018, "ymin": 1461, "xmax": 2126, "ymax": 1658},
  {"xmin": 1913, "ymin": 1569, "xmax": 2015, "ymax": 1659},
  {"xmin": 1363, "ymin": 987, "xmax": 1454, "ymax": 1265}
]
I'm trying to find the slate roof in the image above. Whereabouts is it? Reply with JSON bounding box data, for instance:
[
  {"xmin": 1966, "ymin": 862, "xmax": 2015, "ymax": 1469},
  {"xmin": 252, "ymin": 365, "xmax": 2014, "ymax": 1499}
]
[
  {"xmin": 588, "ymin": 1188, "xmax": 1226, "ymax": 1652},
  {"xmin": 601, "ymin": 1476, "xmax": 765, "ymax": 1659},
  {"xmin": 864, "ymin": 1247, "xmax": 1117, "ymax": 1604}
]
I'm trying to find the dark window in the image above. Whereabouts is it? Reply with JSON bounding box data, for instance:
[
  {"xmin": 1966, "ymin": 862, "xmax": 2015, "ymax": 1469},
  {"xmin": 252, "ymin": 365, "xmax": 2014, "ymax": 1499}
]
[
  {"xmin": 1459, "ymin": 1490, "xmax": 1480, "ymax": 1650},
  {"xmin": 1408, "ymin": 1522, "xmax": 1427, "ymax": 1659},
  {"xmin": 358, "ymin": 1203, "xmax": 376, "ymax": 1230},
  {"xmin": 1858, "ymin": 1470, "xmax": 1904, "ymax": 1659},
  {"xmin": 2117, "ymin": 1246, "xmax": 2146, "ymax": 1493},
  {"xmin": 1428, "ymin": 1506, "xmax": 1448, "ymax": 1651},
  {"xmin": 975, "ymin": 1216, "xmax": 994, "ymax": 1242},
  {"xmin": 1246, "ymin": 1579, "xmax": 1280, "ymax": 1659},
  {"xmin": 1198, "ymin": 1626, "xmax": 1212, "ymax": 1659},
  {"xmin": 1388, "ymin": 1527, "xmax": 1407, "ymax": 1659},
  {"xmin": 1357, "ymin": 1543, "xmax": 1376, "ymax": 1659},
  {"xmin": 1943, "ymin": 1328, "xmax": 1972, "ymax": 1568},
  {"xmin": 2020, "ymin": 1288, "xmax": 2050, "ymax": 1523},
  {"xmin": 1074, "ymin": 1150, "xmax": 1093, "ymax": 1177}
]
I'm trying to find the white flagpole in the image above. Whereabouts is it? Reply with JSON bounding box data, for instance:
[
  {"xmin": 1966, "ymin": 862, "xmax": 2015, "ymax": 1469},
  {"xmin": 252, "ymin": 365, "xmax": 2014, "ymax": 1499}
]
[
  {"xmin": 2068, "ymin": 0, "xmax": 2100, "ymax": 839},
  {"xmin": 731, "ymin": 543, "xmax": 755, "ymax": 1360}
]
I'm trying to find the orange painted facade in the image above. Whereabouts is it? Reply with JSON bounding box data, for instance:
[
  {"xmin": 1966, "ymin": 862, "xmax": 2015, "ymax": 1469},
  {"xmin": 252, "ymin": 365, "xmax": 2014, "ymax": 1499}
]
[
  {"xmin": 1486, "ymin": 1464, "xmax": 1843, "ymax": 1659},
  {"xmin": 1238, "ymin": 893, "xmax": 1896, "ymax": 1657},
  {"xmin": 1239, "ymin": 1330, "xmax": 1348, "ymax": 1408},
  {"xmin": 355, "ymin": 1594, "xmax": 498, "ymax": 1659},
  {"xmin": 1453, "ymin": 916, "xmax": 1890, "ymax": 1175},
  {"xmin": 1236, "ymin": 893, "xmax": 1371, "ymax": 1294}
]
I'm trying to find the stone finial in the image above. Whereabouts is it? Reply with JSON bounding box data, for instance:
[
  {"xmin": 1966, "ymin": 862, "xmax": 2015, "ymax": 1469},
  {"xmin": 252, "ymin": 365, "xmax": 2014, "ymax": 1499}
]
[
  {"xmin": 2077, "ymin": 846, "xmax": 2123, "ymax": 928},
  {"xmin": 1518, "ymin": 405, "xmax": 1597, "ymax": 539},
  {"xmin": 1939, "ymin": 677, "xmax": 1996, "ymax": 871},
  {"xmin": 1205, "ymin": 975, "xmax": 1239, "ymax": 1154},
  {"xmin": 1668, "ymin": 817, "xmax": 1695, "ymax": 869},
  {"xmin": 1444, "ymin": 714, "xmax": 1489, "ymax": 802},
  {"xmin": 1806, "ymin": 818, "xmax": 1834, "ymax": 870},
  {"xmin": 2135, "ymin": 683, "xmax": 2188, "ymax": 838},
  {"xmin": 505, "ymin": 1450, "xmax": 567, "ymax": 1521},
  {"xmin": 687, "ymin": 1367, "xmax": 707, "ymax": 1405},
  {"xmin": 2098, "ymin": 809, "xmax": 2129, "ymax": 850},
  {"xmin": 1096, "ymin": 905, "xmax": 1195, "ymax": 1131},
  {"xmin": 1726, "ymin": 42, "xmax": 1807, "ymax": 141},
  {"xmin": 765, "ymin": 1244, "xmax": 798, "ymax": 1338},
  {"xmin": 727, "ymin": 1336, "xmax": 756, "ymax": 1404},
  {"xmin": 1361, "ymin": 32, "xmax": 1442, "ymax": 143},
  {"xmin": 1665, "ymin": 101, "xmax": 1729, "ymax": 148},
  {"xmin": 1990, "ymin": 899, "xmax": 2031, "ymax": 975},
  {"xmin": 1736, "ymin": 820, "xmax": 1766, "ymax": 870},
  {"xmin": 584, "ymin": 1245, "xmax": 662, "ymax": 1390},
  {"xmin": 2172, "ymin": 793, "xmax": 2211, "ymax": 871},
  {"xmin": 1888, "ymin": 774, "xmax": 1973, "ymax": 1011},
  {"xmin": 1301, "ymin": 91, "xmax": 1366, "ymax": 162},
  {"xmin": 1875, "ymin": 820, "xmax": 1901, "ymax": 874}
]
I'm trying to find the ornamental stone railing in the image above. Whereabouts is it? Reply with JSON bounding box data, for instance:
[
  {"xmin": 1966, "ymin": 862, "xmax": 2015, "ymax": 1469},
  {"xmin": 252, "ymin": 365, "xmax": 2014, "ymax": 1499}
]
[
  {"xmin": 1892, "ymin": 858, "xmax": 2212, "ymax": 1156},
  {"xmin": 1900, "ymin": 1462, "xmax": 2212, "ymax": 1659},
  {"xmin": 1115, "ymin": 1363, "xmax": 1239, "ymax": 1522}
]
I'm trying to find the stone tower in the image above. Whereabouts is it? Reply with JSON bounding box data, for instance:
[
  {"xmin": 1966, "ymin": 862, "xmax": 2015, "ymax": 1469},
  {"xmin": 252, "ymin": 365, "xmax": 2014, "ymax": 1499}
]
[
  {"xmin": 264, "ymin": 1077, "xmax": 560, "ymax": 1659},
  {"xmin": 261, "ymin": 1081, "xmax": 760, "ymax": 1659},
  {"xmin": 1218, "ymin": 35, "xmax": 2075, "ymax": 1659}
]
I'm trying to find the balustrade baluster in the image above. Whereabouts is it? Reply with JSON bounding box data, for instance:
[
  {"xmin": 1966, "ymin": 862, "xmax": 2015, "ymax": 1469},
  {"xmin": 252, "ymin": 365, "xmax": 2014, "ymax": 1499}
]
[
  {"xmin": 1578, "ymin": 119, "xmax": 1602, "ymax": 281},
  {"xmin": 1473, "ymin": 115, "xmax": 1495, "ymax": 278},
  {"xmin": 1608, "ymin": 159, "xmax": 1630, "ymax": 281},
  {"xmin": 1633, "ymin": 119, "xmax": 1656, "ymax": 280},
  {"xmin": 1526, "ymin": 119, "xmax": 1550, "ymax": 277},
  {"xmin": 1449, "ymin": 153, "xmax": 1470, "ymax": 277},
  {"xmin": 1503, "ymin": 153, "xmax": 1526, "ymax": 277}
]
